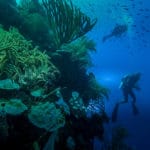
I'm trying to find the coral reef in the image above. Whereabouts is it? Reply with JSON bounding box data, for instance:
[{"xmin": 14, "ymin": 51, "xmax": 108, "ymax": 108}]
[
  {"xmin": 51, "ymin": 37, "xmax": 108, "ymax": 103},
  {"xmin": 0, "ymin": 99, "xmax": 27, "ymax": 116},
  {"xmin": 60, "ymin": 36, "xmax": 96, "ymax": 69},
  {"xmin": 0, "ymin": 0, "xmax": 110, "ymax": 150},
  {"xmin": 68, "ymin": 91, "xmax": 86, "ymax": 118},
  {"xmin": 28, "ymin": 102, "xmax": 65, "ymax": 132},
  {"xmin": 0, "ymin": 27, "xmax": 59, "ymax": 89},
  {"xmin": 86, "ymin": 99, "xmax": 105, "ymax": 117},
  {"xmin": 0, "ymin": 79, "xmax": 20, "ymax": 90}
]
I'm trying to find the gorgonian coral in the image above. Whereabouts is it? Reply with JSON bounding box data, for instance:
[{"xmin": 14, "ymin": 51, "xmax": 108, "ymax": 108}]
[{"xmin": 42, "ymin": 0, "xmax": 97, "ymax": 49}]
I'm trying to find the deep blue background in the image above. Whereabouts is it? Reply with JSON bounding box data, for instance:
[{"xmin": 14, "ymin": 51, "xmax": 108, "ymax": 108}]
[
  {"xmin": 86, "ymin": 0, "xmax": 150, "ymax": 149},
  {"xmin": 77, "ymin": 0, "xmax": 150, "ymax": 149}
]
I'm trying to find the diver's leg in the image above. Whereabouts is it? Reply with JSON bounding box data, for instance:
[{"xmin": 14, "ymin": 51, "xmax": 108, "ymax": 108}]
[
  {"xmin": 112, "ymin": 103, "xmax": 119, "ymax": 122},
  {"xmin": 129, "ymin": 90, "xmax": 136, "ymax": 103},
  {"xmin": 131, "ymin": 102, "xmax": 139, "ymax": 115},
  {"xmin": 118, "ymin": 91, "xmax": 128, "ymax": 104},
  {"xmin": 112, "ymin": 91, "xmax": 128, "ymax": 122},
  {"xmin": 129, "ymin": 90, "xmax": 139, "ymax": 115}
]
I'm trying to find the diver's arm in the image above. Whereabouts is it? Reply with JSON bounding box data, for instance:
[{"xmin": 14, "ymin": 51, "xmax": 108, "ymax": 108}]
[
  {"xmin": 102, "ymin": 34, "xmax": 113, "ymax": 42},
  {"xmin": 119, "ymin": 81, "xmax": 123, "ymax": 89},
  {"xmin": 133, "ymin": 84, "xmax": 141, "ymax": 91}
]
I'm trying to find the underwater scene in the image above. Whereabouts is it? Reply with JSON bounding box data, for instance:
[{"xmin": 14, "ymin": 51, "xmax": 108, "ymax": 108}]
[{"xmin": 0, "ymin": 0, "xmax": 149, "ymax": 149}]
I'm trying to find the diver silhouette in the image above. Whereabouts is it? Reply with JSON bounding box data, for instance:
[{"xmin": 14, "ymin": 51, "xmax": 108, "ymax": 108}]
[
  {"xmin": 112, "ymin": 72, "xmax": 141, "ymax": 122},
  {"xmin": 102, "ymin": 24, "xmax": 128, "ymax": 42}
]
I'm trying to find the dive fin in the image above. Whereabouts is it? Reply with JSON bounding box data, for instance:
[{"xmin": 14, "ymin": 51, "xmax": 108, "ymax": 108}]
[{"xmin": 132, "ymin": 103, "xmax": 139, "ymax": 115}]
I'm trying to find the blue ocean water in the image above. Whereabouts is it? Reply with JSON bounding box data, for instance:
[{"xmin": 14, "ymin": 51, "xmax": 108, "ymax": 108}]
[
  {"xmin": 2, "ymin": 0, "xmax": 149, "ymax": 149},
  {"xmin": 77, "ymin": 0, "xmax": 150, "ymax": 149}
]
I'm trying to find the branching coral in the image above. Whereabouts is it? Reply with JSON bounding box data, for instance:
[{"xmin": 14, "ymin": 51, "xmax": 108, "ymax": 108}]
[
  {"xmin": 0, "ymin": 27, "xmax": 59, "ymax": 88},
  {"xmin": 42, "ymin": 0, "xmax": 97, "ymax": 49}
]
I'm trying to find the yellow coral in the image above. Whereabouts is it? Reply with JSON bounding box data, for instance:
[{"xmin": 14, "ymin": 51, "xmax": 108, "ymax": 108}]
[{"xmin": 0, "ymin": 27, "xmax": 58, "ymax": 88}]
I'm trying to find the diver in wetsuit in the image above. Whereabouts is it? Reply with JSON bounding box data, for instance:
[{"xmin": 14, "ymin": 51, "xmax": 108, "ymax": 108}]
[
  {"xmin": 112, "ymin": 72, "xmax": 141, "ymax": 122},
  {"xmin": 102, "ymin": 24, "xmax": 128, "ymax": 42}
]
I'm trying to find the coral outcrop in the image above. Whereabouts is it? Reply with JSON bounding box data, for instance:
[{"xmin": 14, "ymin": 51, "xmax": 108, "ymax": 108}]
[
  {"xmin": 0, "ymin": 27, "xmax": 59, "ymax": 89},
  {"xmin": 0, "ymin": 1, "xmax": 109, "ymax": 150},
  {"xmin": 28, "ymin": 102, "xmax": 65, "ymax": 132}
]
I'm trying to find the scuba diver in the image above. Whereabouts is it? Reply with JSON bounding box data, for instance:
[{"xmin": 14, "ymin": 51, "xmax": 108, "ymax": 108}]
[
  {"xmin": 112, "ymin": 72, "xmax": 141, "ymax": 122},
  {"xmin": 102, "ymin": 24, "xmax": 128, "ymax": 42}
]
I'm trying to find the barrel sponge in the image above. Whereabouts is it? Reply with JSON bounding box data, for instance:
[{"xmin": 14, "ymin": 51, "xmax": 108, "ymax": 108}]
[{"xmin": 28, "ymin": 102, "xmax": 65, "ymax": 132}]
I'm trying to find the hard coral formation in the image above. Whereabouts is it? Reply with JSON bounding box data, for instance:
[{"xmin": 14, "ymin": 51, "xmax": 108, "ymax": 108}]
[{"xmin": 0, "ymin": 27, "xmax": 59, "ymax": 88}]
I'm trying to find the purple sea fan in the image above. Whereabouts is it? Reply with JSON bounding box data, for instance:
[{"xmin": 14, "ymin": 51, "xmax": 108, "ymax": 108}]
[{"xmin": 86, "ymin": 99, "xmax": 105, "ymax": 118}]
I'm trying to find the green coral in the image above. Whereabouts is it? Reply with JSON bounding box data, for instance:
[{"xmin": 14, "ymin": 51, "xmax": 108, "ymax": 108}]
[
  {"xmin": 42, "ymin": 0, "xmax": 97, "ymax": 49},
  {"xmin": 0, "ymin": 27, "xmax": 58, "ymax": 88}
]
